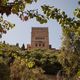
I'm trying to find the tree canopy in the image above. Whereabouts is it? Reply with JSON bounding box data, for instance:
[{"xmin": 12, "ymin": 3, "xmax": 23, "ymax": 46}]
[{"xmin": 0, "ymin": 0, "xmax": 47, "ymax": 37}]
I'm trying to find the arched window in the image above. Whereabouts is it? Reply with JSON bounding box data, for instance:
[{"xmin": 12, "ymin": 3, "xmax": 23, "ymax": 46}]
[
  {"xmin": 43, "ymin": 43, "xmax": 45, "ymax": 47},
  {"xmin": 35, "ymin": 44, "xmax": 37, "ymax": 47}
]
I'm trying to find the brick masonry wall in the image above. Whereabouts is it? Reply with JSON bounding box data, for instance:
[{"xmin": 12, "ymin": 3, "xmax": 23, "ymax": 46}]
[{"xmin": 31, "ymin": 27, "xmax": 49, "ymax": 49}]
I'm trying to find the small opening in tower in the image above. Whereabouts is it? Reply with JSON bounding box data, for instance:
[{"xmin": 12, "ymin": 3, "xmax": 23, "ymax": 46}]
[
  {"xmin": 39, "ymin": 43, "xmax": 41, "ymax": 47},
  {"xmin": 43, "ymin": 43, "xmax": 45, "ymax": 47},
  {"xmin": 35, "ymin": 44, "xmax": 37, "ymax": 47}
]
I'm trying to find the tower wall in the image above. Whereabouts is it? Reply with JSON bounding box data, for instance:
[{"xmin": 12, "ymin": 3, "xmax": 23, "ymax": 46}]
[{"xmin": 31, "ymin": 27, "xmax": 49, "ymax": 49}]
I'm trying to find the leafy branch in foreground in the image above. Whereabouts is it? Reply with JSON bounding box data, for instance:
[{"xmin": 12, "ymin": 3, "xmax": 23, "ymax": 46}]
[
  {"xmin": 0, "ymin": 0, "xmax": 39, "ymax": 36},
  {"xmin": 40, "ymin": 3, "xmax": 80, "ymax": 80},
  {"xmin": 41, "ymin": 4, "xmax": 80, "ymax": 52},
  {"xmin": 0, "ymin": 16, "xmax": 15, "ymax": 38}
]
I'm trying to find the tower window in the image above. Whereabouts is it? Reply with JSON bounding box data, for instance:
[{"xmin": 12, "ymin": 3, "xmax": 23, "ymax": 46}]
[
  {"xmin": 35, "ymin": 44, "xmax": 37, "ymax": 47},
  {"xmin": 43, "ymin": 43, "xmax": 45, "ymax": 47},
  {"xmin": 39, "ymin": 44, "xmax": 41, "ymax": 47}
]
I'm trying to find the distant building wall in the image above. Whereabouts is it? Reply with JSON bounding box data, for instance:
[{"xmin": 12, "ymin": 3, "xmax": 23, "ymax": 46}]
[{"xmin": 31, "ymin": 27, "xmax": 49, "ymax": 49}]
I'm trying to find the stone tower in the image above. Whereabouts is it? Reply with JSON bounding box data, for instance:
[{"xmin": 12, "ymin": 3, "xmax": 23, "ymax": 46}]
[{"xmin": 31, "ymin": 27, "xmax": 49, "ymax": 49}]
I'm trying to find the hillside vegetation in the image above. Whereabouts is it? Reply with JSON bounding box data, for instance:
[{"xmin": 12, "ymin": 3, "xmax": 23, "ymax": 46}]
[{"xmin": 0, "ymin": 42, "xmax": 63, "ymax": 80}]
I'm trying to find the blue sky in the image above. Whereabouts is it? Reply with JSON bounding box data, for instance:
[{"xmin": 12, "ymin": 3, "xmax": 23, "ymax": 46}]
[{"xmin": 0, "ymin": 0, "xmax": 79, "ymax": 49}]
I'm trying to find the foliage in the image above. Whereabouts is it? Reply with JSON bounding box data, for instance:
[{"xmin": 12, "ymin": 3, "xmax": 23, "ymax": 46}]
[
  {"xmin": 21, "ymin": 44, "xmax": 25, "ymax": 50},
  {"xmin": 22, "ymin": 49, "xmax": 62, "ymax": 74},
  {"xmin": 10, "ymin": 58, "xmax": 48, "ymax": 80},
  {"xmin": 0, "ymin": 42, "xmax": 62, "ymax": 79},
  {"xmin": 39, "ymin": 1, "xmax": 80, "ymax": 79},
  {"xmin": 0, "ymin": 57, "xmax": 10, "ymax": 80},
  {"xmin": 0, "ymin": 0, "xmax": 47, "ymax": 37},
  {"xmin": 0, "ymin": 16, "xmax": 15, "ymax": 38}
]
